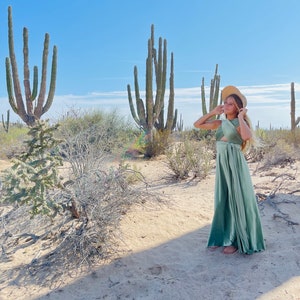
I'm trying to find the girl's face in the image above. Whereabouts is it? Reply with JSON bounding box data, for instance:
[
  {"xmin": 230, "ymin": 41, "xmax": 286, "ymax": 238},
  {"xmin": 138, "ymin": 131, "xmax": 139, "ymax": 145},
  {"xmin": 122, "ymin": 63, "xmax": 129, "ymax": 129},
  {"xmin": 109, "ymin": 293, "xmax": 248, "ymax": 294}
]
[{"xmin": 223, "ymin": 96, "xmax": 238, "ymax": 116}]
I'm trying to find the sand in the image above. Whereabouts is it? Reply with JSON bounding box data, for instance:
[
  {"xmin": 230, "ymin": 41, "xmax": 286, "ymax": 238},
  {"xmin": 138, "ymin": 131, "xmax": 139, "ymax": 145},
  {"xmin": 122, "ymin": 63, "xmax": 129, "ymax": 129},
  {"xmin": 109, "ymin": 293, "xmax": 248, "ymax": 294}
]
[{"xmin": 1, "ymin": 157, "xmax": 300, "ymax": 300}]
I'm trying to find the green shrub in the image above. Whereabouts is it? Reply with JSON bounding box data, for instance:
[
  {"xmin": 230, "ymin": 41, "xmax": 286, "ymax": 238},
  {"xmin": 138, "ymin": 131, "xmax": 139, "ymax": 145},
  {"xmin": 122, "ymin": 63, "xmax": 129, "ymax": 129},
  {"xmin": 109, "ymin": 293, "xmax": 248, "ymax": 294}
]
[
  {"xmin": 57, "ymin": 109, "xmax": 138, "ymax": 158},
  {"xmin": 165, "ymin": 138, "xmax": 213, "ymax": 180}
]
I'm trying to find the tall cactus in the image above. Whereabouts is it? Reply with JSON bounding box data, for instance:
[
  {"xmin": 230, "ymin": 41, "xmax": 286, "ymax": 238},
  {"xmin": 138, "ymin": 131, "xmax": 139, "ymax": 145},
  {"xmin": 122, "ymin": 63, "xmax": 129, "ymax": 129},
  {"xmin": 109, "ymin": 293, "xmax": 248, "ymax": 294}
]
[
  {"xmin": 201, "ymin": 64, "xmax": 221, "ymax": 117},
  {"xmin": 5, "ymin": 6, "xmax": 57, "ymax": 126},
  {"xmin": 127, "ymin": 24, "xmax": 177, "ymax": 139},
  {"xmin": 290, "ymin": 82, "xmax": 300, "ymax": 131}
]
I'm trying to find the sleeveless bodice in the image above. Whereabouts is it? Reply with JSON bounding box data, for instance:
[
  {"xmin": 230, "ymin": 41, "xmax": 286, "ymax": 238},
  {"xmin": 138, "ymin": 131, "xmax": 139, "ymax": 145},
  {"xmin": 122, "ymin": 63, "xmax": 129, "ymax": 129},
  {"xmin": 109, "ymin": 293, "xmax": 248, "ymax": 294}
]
[{"xmin": 216, "ymin": 118, "xmax": 243, "ymax": 145}]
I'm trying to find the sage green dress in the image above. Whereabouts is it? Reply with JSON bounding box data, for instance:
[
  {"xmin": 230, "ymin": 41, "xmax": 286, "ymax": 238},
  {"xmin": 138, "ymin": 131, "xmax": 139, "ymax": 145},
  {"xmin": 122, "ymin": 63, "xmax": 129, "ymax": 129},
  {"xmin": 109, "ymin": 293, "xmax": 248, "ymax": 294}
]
[{"xmin": 207, "ymin": 118, "xmax": 265, "ymax": 254}]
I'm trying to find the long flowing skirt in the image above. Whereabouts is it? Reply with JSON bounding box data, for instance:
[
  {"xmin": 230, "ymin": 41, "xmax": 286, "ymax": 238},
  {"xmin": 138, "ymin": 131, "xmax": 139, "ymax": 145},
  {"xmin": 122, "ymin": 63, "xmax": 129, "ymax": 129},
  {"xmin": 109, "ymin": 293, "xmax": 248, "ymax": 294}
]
[{"xmin": 207, "ymin": 141, "xmax": 265, "ymax": 254}]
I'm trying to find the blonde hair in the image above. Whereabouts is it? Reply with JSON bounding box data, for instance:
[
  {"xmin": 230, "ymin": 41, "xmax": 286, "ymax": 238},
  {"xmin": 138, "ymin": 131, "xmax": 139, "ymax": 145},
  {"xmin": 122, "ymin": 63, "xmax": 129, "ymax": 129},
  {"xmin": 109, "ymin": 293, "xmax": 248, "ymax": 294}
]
[{"xmin": 241, "ymin": 115, "xmax": 260, "ymax": 152}]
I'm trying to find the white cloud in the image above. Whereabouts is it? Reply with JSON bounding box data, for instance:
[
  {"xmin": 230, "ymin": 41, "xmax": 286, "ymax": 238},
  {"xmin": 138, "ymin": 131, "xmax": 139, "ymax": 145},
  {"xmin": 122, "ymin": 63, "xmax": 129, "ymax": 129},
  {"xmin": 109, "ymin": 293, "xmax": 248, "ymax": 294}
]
[{"xmin": 1, "ymin": 83, "xmax": 299, "ymax": 129}]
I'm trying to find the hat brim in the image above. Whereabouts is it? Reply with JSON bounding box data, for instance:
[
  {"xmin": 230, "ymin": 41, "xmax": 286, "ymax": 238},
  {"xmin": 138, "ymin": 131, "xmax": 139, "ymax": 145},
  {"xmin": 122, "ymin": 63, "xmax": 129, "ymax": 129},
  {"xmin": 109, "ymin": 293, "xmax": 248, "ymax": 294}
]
[{"xmin": 221, "ymin": 85, "xmax": 247, "ymax": 107}]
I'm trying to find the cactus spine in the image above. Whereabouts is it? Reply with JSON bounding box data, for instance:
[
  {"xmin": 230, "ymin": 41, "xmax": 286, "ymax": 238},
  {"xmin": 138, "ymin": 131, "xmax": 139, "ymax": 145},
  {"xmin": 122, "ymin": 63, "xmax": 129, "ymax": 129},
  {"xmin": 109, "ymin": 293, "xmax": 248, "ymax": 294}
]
[
  {"xmin": 290, "ymin": 82, "xmax": 300, "ymax": 131},
  {"xmin": 201, "ymin": 64, "xmax": 221, "ymax": 117},
  {"xmin": 127, "ymin": 24, "xmax": 177, "ymax": 138},
  {"xmin": 6, "ymin": 6, "xmax": 57, "ymax": 126}
]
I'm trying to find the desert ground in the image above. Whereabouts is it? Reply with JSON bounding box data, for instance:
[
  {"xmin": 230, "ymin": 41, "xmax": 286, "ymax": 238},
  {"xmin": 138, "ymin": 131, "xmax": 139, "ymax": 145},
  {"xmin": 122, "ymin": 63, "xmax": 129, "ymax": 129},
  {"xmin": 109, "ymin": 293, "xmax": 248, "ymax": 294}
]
[{"xmin": 1, "ymin": 156, "xmax": 300, "ymax": 300}]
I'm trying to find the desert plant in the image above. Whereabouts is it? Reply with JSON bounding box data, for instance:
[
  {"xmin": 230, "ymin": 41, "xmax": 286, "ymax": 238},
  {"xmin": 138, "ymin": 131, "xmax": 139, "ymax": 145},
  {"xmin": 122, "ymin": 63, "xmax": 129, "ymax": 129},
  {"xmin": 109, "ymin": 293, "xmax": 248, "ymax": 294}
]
[
  {"xmin": 127, "ymin": 24, "xmax": 177, "ymax": 157},
  {"xmin": 141, "ymin": 129, "xmax": 171, "ymax": 158},
  {"xmin": 1, "ymin": 120, "xmax": 63, "ymax": 217},
  {"xmin": 57, "ymin": 109, "xmax": 138, "ymax": 161},
  {"xmin": 290, "ymin": 82, "xmax": 300, "ymax": 132},
  {"xmin": 201, "ymin": 64, "xmax": 221, "ymax": 117},
  {"xmin": 2, "ymin": 110, "xmax": 10, "ymax": 133},
  {"xmin": 6, "ymin": 6, "xmax": 57, "ymax": 126},
  {"xmin": 165, "ymin": 139, "xmax": 213, "ymax": 180},
  {"xmin": 47, "ymin": 132, "xmax": 156, "ymax": 266},
  {"xmin": 259, "ymin": 138, "xmax": 296, "ymax": 168},
  {"xmin": 176, "ymin": 113, "xmax": 184, "ymax": 132}
]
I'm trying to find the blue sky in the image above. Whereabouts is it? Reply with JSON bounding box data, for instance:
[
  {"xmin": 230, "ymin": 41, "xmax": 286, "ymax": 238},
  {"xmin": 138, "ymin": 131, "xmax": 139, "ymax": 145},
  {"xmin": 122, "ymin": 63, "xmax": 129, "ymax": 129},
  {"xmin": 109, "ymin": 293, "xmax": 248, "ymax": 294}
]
[{"xmin": 0, "ymin": 0, "xmax": 300, "ymax": 129}]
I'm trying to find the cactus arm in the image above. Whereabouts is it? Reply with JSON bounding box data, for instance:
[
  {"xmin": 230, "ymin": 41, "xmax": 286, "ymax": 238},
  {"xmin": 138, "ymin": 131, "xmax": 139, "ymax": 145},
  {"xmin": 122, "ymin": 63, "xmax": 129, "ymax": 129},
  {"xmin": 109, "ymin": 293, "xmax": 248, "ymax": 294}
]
[
  {"xmin": 7, "ymin": 6, "xmax": 26, "ymax": 118},
  {"xmin": 172, "ymin": 108, "xmax": 178, "ymax": 131},
  {"xmin": 155, "ymin": 38, "xmax": 167, "ymax": 129},
  {"xmin": 145, "ymin": 39, "xmax": 154, "ymax": 130},
  {"xmin": 42, "ymin": 45, "xmax": 57, "ymax": 114},
  {"xmin": 35, "ymin": 33, "xmax": 49, "ymax": 117},
  {"xmin": 165, "ymin": 52, "xmax": 175, "ymax": 132},
  {"xmin": 31, "ymin": 66, "xmax": 38, "ymax": 100},
  {"xmin": 127, "ymin": 84, "xmax": 140, "ymax": 126},
  {"xmin": 6, "ymin": 57, "xmax": 18, "ymax": 114},
  {"xmin": 291, "ymin": 82, "xmax": 295, "ymax": 130},
  {"xmin": 23, "ymin": 27, "xmax": 34, "ymax": 116},
  {"xmin": 153, "ymin": 37, "xmax": 162, "ymax": 118},
  {"xmin": 212, "ymin": 64, "xmax": 220, "ymax": 109},
  {"xmin": 137, "ymin": 99, "xmax": 147, "ymax": 129},
  {"xmin": 133, "ymin": 66, "xmax": 147, "ymax": 125},
  {"xmin": 209, "ymin": 79, "xmax": 214, "ymax": 112},
  {"xmin": 290, "ymin": 82, "xmax": 300, "ymax": 131},
  {"xmin": 201, "ymin": 77, "xmax": 207, "ymax": 115}
]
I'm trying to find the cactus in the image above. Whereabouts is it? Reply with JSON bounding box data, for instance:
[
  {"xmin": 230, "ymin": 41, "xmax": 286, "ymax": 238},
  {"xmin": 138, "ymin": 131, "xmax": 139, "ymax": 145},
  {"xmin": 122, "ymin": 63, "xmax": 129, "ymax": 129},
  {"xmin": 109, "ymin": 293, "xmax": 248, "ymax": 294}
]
[
  {"xmin": 5, "ymin": 6, "xmax": 57, "ymax": 126},
  {"xmin": 127, "ymin": 24, "xmax": 177, "ymax": 143},
  {"xmin": 201, "ymin": 64, "xmax": 221, "ymax": 117},
  {"xmin": 290, "ymin": 82, "xmax": 300, "ymax": 131},
  {"xmin": 2, "ymin": 110, "xmax": 10, "ymax": 133},
  {"xmin": 176, "ymin": 113, "xmax": 184, "ymax": 132}
]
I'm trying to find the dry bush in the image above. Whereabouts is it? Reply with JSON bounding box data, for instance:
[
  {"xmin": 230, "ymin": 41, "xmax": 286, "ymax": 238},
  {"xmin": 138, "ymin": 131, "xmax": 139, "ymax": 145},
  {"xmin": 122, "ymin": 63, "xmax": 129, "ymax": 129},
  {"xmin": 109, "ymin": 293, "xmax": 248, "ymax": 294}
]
[
  {"xmin": 261, "ymin": 139, "xmax": 296, "ymax": 167},
  {"xmin": 0, "ymin": 160, "xmax": 155, "ymax": 287},
  {"xmin": 57, "ymin": 109, "xmax": 138, "ymax": 159},
  {"xmin": 165, "ymin": 139, "xmax": 214, "ymax": 180},
  {"xmin": 52, "ymin": 116, "xmax": 157, "ymax": 266},
  {"xmin": 55, "ymin": 164, "xmax": 150, "ymax": 263},
  {"xmin": 0, "ymin": 112, "xmax": 160, "ymax": 286},
  {"xmin": 141, "ymin": 130, "xmax": 171, "ymax": 158}
]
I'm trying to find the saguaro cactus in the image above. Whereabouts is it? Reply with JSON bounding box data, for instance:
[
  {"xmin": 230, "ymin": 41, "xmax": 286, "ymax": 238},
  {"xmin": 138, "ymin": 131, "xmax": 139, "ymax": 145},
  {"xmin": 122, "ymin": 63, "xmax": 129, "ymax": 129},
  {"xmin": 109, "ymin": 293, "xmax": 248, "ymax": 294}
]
[
  {"xmin": 290, "ymin": 82, "xmax": 300, "ymax": 131},
  {"xmin": 5, "ymin": 6, "xmax": 57, "ymax": 126},
  {"xmin": 201, "ymin": 64, "xmax": 221, "ymax": 117},
  {"xmin": 127, "ymin": 24, "xmax": 177, "ymax": 139}
]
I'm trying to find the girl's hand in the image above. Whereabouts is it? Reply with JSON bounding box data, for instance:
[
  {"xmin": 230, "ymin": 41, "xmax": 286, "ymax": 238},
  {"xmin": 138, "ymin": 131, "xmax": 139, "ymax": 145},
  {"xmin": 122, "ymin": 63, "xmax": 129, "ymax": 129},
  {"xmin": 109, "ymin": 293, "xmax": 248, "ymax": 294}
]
[
  {"xmin": 238, "ymin": 108, "xmax": 248, "ymax": 118},
  {"xmin": 212, "ymin": 105, "xmax": 224, "ymax": 116}
]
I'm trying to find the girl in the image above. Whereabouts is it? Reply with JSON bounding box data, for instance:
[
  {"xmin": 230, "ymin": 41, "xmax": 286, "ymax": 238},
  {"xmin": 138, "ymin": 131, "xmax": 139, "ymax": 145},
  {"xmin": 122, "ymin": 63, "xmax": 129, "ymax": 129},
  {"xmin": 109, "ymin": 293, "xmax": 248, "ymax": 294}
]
[{"xmin": 194, "ymin": 85, "xmax": 265, "ymax": 254}]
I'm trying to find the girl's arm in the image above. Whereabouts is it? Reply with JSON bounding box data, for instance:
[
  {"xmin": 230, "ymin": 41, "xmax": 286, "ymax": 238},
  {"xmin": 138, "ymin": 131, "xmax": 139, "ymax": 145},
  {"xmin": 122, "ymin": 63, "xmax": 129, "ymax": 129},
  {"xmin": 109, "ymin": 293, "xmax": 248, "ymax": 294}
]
[{"xmin": 193, "ymin": 105, "xmax": 223, "ymax": 130}]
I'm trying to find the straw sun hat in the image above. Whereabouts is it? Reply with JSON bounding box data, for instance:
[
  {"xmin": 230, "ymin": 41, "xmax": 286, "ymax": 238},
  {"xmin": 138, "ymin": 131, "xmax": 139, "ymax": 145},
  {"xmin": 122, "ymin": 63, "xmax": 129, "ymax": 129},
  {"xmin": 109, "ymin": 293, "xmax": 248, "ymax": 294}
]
[{"xmin": 221, "ymin": 85, "xmax": 247, "ymax": 108}]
